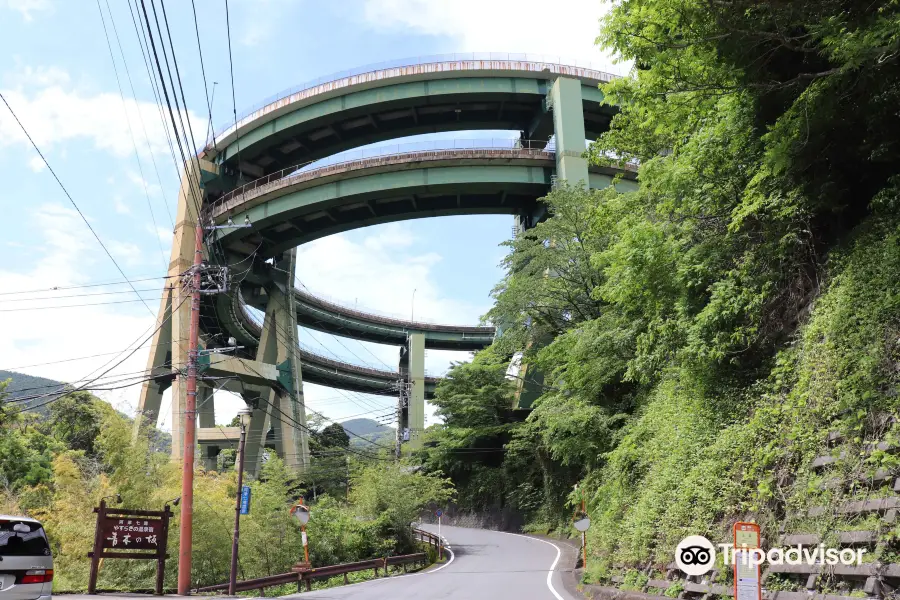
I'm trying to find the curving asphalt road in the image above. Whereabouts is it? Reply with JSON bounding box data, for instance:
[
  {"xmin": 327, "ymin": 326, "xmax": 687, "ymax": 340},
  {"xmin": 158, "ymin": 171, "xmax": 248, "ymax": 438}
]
[{"xmin": 283, "ymin": 525, "xmax": 578, "ymax": 600}]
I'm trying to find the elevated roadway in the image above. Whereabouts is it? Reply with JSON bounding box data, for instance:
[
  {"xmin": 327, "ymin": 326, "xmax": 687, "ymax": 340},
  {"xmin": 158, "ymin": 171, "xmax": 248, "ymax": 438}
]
[
  {"xmin": 236, "ymin": 300, "xmax": 439, "ymax": 398},
  {"xmin": 137, "ymin": 54, "xmax": 637, "ymax": 471},
  {"xmin": 200, "ymin": 55, "xmax": 618, "ymax": 189}
]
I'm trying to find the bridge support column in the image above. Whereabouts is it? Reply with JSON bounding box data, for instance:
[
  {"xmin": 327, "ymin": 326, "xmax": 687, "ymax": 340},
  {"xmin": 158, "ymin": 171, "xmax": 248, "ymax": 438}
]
[
  {"xmin": 408, "ymin": 332, "xmax": 426, "ymax": 449},
  {"xmin": 550, "ymin": 77, "xmax": 589, "ymax": 186},
  {"xmin": 241, "ymin": 390, "xmax": 270, "ymax": 476},
  {"xmin": 197, "ymin": 386, "xmax": 215, "ymax": 469},
  {"xmin": 133, "ymin": 160, "xmax": 206, "ymax": 462},
  {"xmin": 256, "ymin": 249, "xmax": 310, "ymax": 472}
]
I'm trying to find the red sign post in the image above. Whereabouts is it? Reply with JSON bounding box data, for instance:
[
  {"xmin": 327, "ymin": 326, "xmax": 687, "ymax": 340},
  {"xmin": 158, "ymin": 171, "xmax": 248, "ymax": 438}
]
[
  {"xmin": 733, "ymin": 522, "xmax": 762, "ymax": 600},
  {"xmin": 88, "ymin": 500, "xmax": 172, "ymax": 595}
]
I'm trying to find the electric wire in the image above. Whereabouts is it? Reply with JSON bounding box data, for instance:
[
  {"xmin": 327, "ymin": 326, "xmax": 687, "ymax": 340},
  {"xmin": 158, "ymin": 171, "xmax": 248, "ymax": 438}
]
[
  {"xmin": 95, "ymin": 0, "xmax": 169, "ymax": 271},
  {"xmin": 0, "ymin": 275, "xmax": 176, "ymax": 296},
  {"xmin": 188, "ymin": 0, "xmax": 215, "ymax": 151},
  {"xmin": 125, "ymin": 0, "xmax": 186, "ymax": 197},
  {"xmin": 137, "ymin": 0, "xmax": 203, "ymax": 219},
  {"xmin": 103, "ymin": 0, "xmax": 176, "ymax": 227},
  {"xmin": 10, "ymin": 295, "xmax": 189, "ymax": 415},
  {"xmin": 224, "ymin": 0, "xmax": 240, "ymax": 171},
  {"xmin": 0, "ymin": 91, "xmax": 158, "ymax": 319}
]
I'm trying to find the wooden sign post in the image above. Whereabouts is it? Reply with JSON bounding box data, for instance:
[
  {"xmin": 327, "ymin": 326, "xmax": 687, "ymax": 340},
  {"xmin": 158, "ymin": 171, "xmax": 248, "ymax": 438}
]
[{"xmin": 88, "ymin": 500, "xmax": 173, "ymax": 595}]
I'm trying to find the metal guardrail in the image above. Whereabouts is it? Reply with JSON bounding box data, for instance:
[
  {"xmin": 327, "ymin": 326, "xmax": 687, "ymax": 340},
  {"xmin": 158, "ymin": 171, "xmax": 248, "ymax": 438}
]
[
  {"xmin": 294, "ymin": 286, "xmax": 495, "ymax": 335},
  {"xmin": 193, "ymin": 527, "xmax": 443, "ymax": 595},
  {"xmin": 211, "ymin": 138, "xmax": 555, "ymax": 211},
  {"xmin": 207, "ymin": 53, "xmax": 623, "ymax": 145}
]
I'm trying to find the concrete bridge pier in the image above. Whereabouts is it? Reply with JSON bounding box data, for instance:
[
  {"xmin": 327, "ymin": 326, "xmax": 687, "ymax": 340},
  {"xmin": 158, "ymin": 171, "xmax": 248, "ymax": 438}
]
[
  {"xmin": 398, "ymin": 332, "xmax": 426, "ymax": 451},
  {"xmin": 550, "ymin": 77, "xmax": 589, "ymax": 185},
  {"xmin": 254, "ymin": 249, "xmax": 310, "ymax": 472},
  {"xmin": 133, "ymin": 159, "xmax": 206, "ymax": 461}
]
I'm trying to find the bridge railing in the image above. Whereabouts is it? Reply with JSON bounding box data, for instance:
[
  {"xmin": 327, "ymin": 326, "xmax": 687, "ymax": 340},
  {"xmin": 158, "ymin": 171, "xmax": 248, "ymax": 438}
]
[
  {"xmin": 208, "ymin": 53, "xmax": 624, "ymax": 143},
  {"xmin": 294, "ymin": 283, "xmax": 495, "ymax": 334},
  {"xmin": 210, "ymin": 138, "xmax": 555, "ymax": 211},
  {"xmin": 193, "ymin": 527, "xmax": 443, "ymax": 595}
]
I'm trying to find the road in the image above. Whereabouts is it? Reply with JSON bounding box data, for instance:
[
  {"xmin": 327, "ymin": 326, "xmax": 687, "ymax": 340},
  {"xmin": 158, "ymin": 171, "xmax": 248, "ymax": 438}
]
[{"xmin": 284, "ymin": 525, "xmax": 577, "ymax": 600}]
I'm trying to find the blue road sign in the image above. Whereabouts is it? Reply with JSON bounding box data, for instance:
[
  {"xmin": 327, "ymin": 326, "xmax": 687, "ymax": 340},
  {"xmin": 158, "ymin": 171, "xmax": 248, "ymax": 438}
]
[
  {"xmin": 435, "ymin": 509, "xmax": 443, "ymax": 518},
  {"xmin": 240, "ymin": 485, "xmax": 251, "ymax": 515}
]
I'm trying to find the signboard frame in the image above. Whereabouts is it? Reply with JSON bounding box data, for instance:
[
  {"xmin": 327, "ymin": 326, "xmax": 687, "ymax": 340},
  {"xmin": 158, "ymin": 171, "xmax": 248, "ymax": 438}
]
[
  {"xmin": 733, "ymin": 521, "xmax": 762, "ymax": 600},
  {"xmin": 87, "ymin": 500, "xmax": 172, "ymax": 595}
]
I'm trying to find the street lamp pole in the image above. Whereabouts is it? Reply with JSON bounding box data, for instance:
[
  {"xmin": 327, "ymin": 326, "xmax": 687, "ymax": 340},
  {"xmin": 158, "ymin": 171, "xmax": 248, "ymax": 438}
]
[
  {"xmin": 228, "ymin": 407, "xmax": 253, "ymax": 596},
  {"xmin": 411, "ymin": 288, "xmax": 417, "ymax": 322}
]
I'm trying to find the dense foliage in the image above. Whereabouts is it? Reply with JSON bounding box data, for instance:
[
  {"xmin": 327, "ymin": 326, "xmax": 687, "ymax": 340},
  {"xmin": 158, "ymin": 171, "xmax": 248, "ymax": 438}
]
[
  {"xmin": 0, "ymin": 385, "xmax": 451, "ymax": 592},
  {"xmin": 420, "ymin": 0, "xmax": 900, "ymax": 579}
]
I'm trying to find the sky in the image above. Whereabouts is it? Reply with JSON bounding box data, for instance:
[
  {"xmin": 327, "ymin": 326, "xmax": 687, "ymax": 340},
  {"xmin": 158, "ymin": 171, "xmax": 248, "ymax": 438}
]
[{"xmin": 0, "ymin": 0, "xmax": 620, "ymax": 433}]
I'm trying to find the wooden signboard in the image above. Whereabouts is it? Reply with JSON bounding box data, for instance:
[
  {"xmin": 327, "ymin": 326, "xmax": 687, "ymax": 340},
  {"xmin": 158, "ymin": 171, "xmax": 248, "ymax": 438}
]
[{"xmin": 87, "ymin": 500, "xmax": 172, "ymax": 594}]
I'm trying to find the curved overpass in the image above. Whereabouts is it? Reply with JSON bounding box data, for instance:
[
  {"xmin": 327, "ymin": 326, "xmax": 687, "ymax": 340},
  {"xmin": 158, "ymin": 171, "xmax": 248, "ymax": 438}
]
[
  {"xmin": 238, "ymin": 303, "xmax": 439, "ymax": 398},
  {"xmin": 140, "ymin": 54, "xmax": 637, "ymax": 468},
  {"xmin": 200, "ymin": 56, "xmax": 618, "ymax": 190},
  {"xmin": 237, "ymin": 285, "xmax": 495, "ymax": 351},
  {"xmin": 209, "ymin": 147, "xmax": 631, "ymax": 257},
  {"xmin": 207, "ymin": 147, "xmax": 635, "ymax": 356}
]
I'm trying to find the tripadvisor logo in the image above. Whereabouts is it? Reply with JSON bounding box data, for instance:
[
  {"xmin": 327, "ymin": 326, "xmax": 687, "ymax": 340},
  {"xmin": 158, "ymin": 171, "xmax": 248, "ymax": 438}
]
[
  {"xmin": 675, "ymin": 534, "xmax": 866, "ymax": 576},
  {"xmin": 675, "ymin": 536, "xmax": 716, "ymax": 576}
]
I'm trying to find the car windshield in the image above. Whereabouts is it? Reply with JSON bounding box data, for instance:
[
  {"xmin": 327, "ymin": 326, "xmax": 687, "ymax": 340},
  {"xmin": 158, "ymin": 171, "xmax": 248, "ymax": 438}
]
[{"xmin": 0, "ymin": 521, "xmax": 50, "ymax": 557}]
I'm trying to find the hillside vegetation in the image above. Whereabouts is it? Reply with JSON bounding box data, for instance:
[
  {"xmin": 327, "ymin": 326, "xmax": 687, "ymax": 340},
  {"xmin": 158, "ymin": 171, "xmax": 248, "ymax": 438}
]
[
  {"xmin": 0, "ymin": 382, "xmax": 450, "ymax": 592},
  {"xmin": 419, "ymin": 0, "xmax": 900, "ymax": 581}
]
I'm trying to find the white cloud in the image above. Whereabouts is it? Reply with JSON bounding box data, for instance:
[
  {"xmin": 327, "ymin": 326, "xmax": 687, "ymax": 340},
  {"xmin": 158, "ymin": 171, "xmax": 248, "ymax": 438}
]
[
  {"xmin": 128, "ymin": 170, "xmax": 161, "ymax": 196},
  {"xmin": 0, "ymin": 68, "xmax": 204, "ymax": 159},
  {"xmin": 113, "ymin": 195, "xmax": 131, "ymax": 215},
  {"xmin": 0, "ymin": 0, "xmax": 51, "ymax": 22},
  {"xmin": 297, "ymin": 223, "xmax": 484, "ymax": 326},
  {"xmin": 147, "ymin": 224, "xmax": 174, "ymax": 246},
  {"xmin": 27, "ymin": 155, "xmax": 44, "ymax": 173},
  {"xmin": 295, "ymin": 222, "xmax": 487, "ymax": 424},
  {"xmin": 108, "ymin": 240, "xmax": 145, "ymax": 267},
  {"xmin": 0, "ymin": 204, "xmax": 160, "ymax": 421},
  {"xmin": 361, "ymin": 0, "xmax": 626, "ymax": 74}
]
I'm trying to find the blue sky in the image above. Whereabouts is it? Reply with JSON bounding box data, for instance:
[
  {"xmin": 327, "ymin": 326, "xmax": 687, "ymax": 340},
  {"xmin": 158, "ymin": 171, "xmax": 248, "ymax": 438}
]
[{"xmin": 0, "ymin": 0, "xmax": 619, "ymax": 430}]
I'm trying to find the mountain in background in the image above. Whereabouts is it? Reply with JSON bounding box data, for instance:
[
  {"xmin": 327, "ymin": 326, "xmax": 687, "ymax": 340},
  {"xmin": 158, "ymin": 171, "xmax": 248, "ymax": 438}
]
[
  {"xmin": 341, "ymin": 417, "xmax": 394, "ymax": 447},
  {"xmin": 0, "ymin": 369, "xmax": 65, "ymax": 415},
  {"xmin": 0, "ymin": 369, "xmax": 172, "ymax": 453}
]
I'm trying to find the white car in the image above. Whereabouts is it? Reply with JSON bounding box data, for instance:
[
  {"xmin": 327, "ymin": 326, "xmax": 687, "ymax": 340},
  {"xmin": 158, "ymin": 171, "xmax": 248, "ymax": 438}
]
[{"xmin": 0, "ymin": 516, "xmax": 53, "ymax": 600}]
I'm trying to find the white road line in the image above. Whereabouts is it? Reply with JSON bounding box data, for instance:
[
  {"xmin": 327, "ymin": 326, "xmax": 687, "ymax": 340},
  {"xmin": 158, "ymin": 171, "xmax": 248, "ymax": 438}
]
[
  {"xmin": 494, "ymin": 531, "xmax": 566, "ymax": 600},
  {"xmin": 425, "ymin": 543, "xmax": 455, "ymax": 573}
]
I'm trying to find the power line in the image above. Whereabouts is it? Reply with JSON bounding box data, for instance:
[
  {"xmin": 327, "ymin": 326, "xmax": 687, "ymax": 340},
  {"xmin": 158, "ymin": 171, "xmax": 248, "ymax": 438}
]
[
  {"xmin": 189, "ymin": 0, "xmax": 216, "ymax": 152},
  {"xmin": 0, "ymin": 337, "xmax": 190, "ymax": 372},
  {"xmin": 95, "ymin": 0, "xmax": 169, "ymax": 271},
  {"xmin": 10, "ymin": 296, "xmax": 189, "ymax": 415},
  {"xmin": 0, "ymin": 91, "xmax": 158, "ymax": 318},
  {"xmin": 103, "ymin": 0, "xmax": 176, "ymax": 228},
  {"xmin": 124, "ymin": 0, "xmax": 186, "ymax": 206},
  {"xmin": 0, "ymin": 287, "xmax": 163, "ymax": 303},
  {"xmin": 224, "ymin": 0, "xmax": 241, "ymax": 171},
  {"xmin": 0, "ymin": 275, "xmax": 175, "ymax": 296},
  {"xmin": 0, "ymin": 297, "xmax": 168, "ymax": 312},
  {"xmin": 138, "ymin": 0, "xmax": 203, "ymax": 218}
]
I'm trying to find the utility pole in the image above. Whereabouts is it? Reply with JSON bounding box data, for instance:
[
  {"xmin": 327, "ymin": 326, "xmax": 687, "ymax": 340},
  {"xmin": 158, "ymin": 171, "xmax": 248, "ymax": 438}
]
[
  {"xmin": 177, "ymin": 218, "xmax": 203, "ymax": 596},
  {"xmin": 229, "ymin": 407, "xmax": 253, "ymax": 596}
]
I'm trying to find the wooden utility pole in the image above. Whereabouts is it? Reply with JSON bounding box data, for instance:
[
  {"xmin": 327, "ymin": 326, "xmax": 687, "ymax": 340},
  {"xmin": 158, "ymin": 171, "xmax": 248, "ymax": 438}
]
[{"xmin": 177, "ymin": 219, "xmax": 203, "ymax": 595}]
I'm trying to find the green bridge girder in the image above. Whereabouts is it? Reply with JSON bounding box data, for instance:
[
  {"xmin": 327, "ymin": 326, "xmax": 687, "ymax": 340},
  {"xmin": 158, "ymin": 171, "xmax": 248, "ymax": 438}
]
[
  {"xmin": 193, "ymin": 60, "xmax": 635, "ymax": 410},
  {"xmin": 204, "ymin": 151, "xmax": 635, "ymax": 398},
  {"xmin": 201, "ymin": 64, "xmax": 615, "ymax": 189}
]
